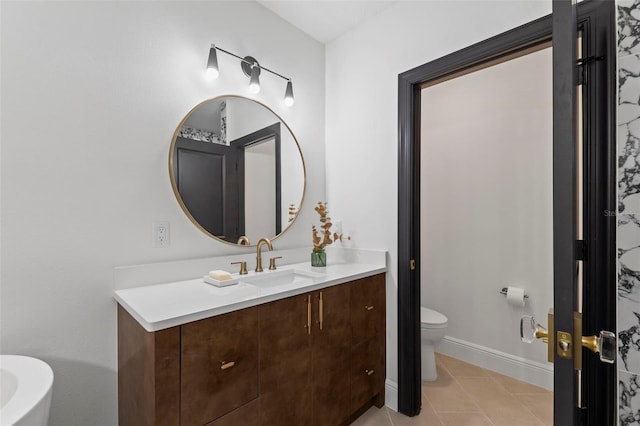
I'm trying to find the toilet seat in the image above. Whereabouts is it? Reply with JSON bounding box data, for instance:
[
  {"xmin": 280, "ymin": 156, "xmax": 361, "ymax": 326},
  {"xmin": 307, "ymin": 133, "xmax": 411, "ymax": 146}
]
[{"xmin": 420, "ymin": 307, "xmax": 448, "ymax": 329}]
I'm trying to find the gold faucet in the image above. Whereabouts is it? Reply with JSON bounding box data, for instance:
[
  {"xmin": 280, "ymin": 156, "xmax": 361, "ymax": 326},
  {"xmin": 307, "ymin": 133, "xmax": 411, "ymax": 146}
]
[
  {"xmin": 255, "ymin": 237, "xmax": 273, "ymax": 272},
  {"xmin": 237, "ymin": 236, "xmax": 251, "ymax": 246}
]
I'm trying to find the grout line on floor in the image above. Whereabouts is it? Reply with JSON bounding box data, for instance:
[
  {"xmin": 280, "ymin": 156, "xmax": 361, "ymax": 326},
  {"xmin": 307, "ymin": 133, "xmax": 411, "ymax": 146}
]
[{"xmin": 385, "ymin": 406, "xmax": 395, "ymax": 426}]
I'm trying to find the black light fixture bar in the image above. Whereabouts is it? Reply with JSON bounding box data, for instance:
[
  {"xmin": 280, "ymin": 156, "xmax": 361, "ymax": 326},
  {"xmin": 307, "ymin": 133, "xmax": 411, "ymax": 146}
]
[
  {"xmin": 207, "ymin": 44, "xmax": 293, "ymax": 105},
  {"xmin": 214, "ymin": 45, "xmax": 291, "ymax": 82}
]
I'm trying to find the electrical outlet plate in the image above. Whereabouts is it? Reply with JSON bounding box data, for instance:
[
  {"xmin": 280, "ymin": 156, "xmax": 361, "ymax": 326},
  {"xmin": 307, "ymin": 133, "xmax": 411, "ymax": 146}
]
[
  {"xmin": 333, "ymin": 220, "xmax": 342, "ymax": 235},
  {"xmin": 153, "ymin": 221, "xmax": 170, "ymax": 248}
]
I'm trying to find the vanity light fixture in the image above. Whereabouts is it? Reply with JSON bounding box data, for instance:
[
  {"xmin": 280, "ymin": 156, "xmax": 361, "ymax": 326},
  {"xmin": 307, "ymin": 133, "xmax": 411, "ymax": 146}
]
[
  {"xmin": 248, "ymin": 63, "xmax": 261, "ymax": 94},
  {"xmin": 284, "ymin": 80, "xmax": 294, "ymax": 107},
  {"xmin": 206, "ymin": 44, "xmax": 294, "ymax": 106},
  {"xmin": 206, "ymin": 45, "xmax": 219, "ymax": 80}
]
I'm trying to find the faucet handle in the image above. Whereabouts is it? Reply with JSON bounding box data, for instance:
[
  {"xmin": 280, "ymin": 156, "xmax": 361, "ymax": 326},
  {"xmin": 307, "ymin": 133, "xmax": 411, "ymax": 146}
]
[
  {"xmin": 269, "ymin": 256, "xmax": 283, "ymax": 271},
  {"xmin": 231, "ymin": 261, "xmax": 248, "ymax": 275}
]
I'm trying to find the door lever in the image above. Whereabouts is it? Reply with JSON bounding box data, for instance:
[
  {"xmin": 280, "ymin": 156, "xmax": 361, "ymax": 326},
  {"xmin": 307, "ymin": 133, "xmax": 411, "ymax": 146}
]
[
  {"xmin": 521, "ymin": 312, "xmax": 616, "ymax": 367},
  {"xmin": 581, "ymin": 331, "xmax": 616, "ymax": 364},
  {"xmin": 520, "ymin": 315, "xmax": 548, "ymax": 343},
  {"xmin": 520, "ymin": 312, "xmax": 555, "ymax": 363}
]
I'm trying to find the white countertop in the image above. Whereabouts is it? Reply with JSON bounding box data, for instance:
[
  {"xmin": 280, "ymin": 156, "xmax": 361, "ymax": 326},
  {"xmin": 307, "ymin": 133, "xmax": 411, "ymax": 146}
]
[{"xmin": 114, "ymin": 248, "xmax": 386, "ymax": 332}]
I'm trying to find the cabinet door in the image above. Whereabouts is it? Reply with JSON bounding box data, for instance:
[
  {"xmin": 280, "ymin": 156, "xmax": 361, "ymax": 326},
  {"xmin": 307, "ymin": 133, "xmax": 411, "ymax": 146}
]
[
  {"xmin": 351, "ymin": 333, "xmax": 386, "ymax": 412},
  {"xmin": 350, "ymin": 274, "xmax": 386, "ymax": 414},
  {"xmin": 350, "ymin": 274, "xmax": 385, "ymax": 345},
  {"xmin": 312, "ymin": 285, "xmax": 351, "ymax": 426},
  {"xmin": 181, "ymin": 307, "xmax": 259, "ymax": 426},
  {"xmin": 259, "ymin": 294, "xmax": 313, "ymax": 426}
]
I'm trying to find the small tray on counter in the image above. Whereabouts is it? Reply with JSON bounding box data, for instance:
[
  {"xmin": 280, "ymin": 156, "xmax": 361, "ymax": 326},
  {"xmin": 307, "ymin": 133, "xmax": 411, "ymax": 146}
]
[{"xmin": 203, "ymin": 275, "xmax": 239, "ymax": 287}]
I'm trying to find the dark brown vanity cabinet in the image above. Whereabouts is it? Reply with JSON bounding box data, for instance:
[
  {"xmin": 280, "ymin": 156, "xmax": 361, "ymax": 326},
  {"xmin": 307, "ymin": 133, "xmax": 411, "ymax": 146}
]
[{"xmin": 117, "ymin": 273, "xmax": 385, "ymax": 426}]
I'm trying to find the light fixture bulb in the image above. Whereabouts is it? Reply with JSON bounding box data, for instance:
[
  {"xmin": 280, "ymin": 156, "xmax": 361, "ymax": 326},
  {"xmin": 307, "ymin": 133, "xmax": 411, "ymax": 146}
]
[
  {"xmin": 206, "ymin": 68, "xmax": 219, "ymax": 80},
  {"xmin": 206, "ymin": 45, "xmax": 219, "ymax": 80},
  {"xmin": 249, "ymin": 65, "xmax": 261, "ymax": 93},
  {"xmin": 284, "ymin": 80, "xmax": 294, "ymax": 106}
]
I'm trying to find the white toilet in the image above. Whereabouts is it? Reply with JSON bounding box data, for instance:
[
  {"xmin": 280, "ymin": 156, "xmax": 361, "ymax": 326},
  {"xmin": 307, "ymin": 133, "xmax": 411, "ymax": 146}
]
[{"xmin": 420, "ymin": 307, "xmax": 448, "ymax": 381}]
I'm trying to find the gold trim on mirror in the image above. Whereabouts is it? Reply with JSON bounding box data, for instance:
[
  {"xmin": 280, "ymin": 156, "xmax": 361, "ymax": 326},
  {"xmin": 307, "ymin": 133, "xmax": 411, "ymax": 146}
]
[{"xmin": 168, "ymin": 94, "xmax": 307, "ymax": 247}]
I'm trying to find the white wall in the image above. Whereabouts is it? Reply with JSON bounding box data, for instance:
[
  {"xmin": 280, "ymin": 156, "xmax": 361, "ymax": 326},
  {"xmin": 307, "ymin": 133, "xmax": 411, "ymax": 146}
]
[
  {"xmin": 421, "ymin": 47, "xmax": 553, "ymax": 365},
  {"xmin": 0, "ymin": 2, "xmax": 324, "ymax": 425},
  {"xmin": 325, "ymin": 0, "xmax": 551, "ymax": 407}
]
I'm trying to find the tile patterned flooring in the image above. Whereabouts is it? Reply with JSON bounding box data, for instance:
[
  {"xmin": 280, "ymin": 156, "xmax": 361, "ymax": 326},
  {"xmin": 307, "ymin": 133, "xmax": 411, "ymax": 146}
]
[{"xmin": 352, "ymin": 353, "xmax": 553, "ymax": 426}]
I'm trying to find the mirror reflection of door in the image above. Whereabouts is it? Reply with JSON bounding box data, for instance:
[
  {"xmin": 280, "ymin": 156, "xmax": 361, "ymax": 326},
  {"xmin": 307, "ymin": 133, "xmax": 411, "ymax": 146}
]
[
  {"xmin": 173, "ymin": 123, "xmax": 281, "ymax": 243},
  {"xmin": 174, "ymin": 138, "xmax": 240, "ymax": 241},
  {"xmin": 231, "ymin": 123, "xmax": 282, "ymax": 240}
]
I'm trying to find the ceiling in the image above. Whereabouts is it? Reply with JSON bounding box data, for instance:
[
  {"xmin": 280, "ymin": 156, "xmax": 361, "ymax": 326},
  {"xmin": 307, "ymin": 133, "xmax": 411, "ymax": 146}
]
[{"xmin": 257, "ymin": 1, "xmax": 396, "ymax": 44}]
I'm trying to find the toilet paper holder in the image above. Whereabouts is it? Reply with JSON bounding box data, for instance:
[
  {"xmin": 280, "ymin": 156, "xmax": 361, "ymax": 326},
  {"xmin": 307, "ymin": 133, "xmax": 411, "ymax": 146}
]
[{"xmin": 499, "ymin": 287, "xmax": 529, "ymax": 298}]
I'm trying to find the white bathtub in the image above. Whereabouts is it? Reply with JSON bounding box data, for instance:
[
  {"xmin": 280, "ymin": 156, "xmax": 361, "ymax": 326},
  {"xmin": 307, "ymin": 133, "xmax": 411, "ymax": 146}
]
[{"xmin": 0, "ymin": 355, "xmax": 53, "ymax": 426}]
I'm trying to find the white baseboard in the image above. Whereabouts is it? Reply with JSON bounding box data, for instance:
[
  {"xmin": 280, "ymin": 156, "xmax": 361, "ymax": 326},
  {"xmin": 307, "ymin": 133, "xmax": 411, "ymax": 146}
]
[
  {"xmin": 437, "ymin": 336, "xmax": 553, "ymax": 391},
  {"xmin": 385, "ymin": 379, "xmax": 398, "ymax": 411}
]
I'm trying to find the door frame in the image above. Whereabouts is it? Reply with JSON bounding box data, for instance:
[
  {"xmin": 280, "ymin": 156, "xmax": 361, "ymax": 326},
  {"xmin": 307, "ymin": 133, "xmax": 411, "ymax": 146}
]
[
  {"xmin": 397, "ymin": 1, "xmax": 616, "ymax": 423},
  {"xmin": 230, "ymin": 122, "xmax": 283, "ymax": 236}
]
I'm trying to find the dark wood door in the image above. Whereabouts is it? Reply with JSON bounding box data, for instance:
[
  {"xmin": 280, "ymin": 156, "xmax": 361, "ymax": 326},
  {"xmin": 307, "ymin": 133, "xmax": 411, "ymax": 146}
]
[
  {"xmin": 174, "ymin": 137, "xmax": 241, "ymax": 241},
  {"xmin": 311, "ymin": 285, "xmax": 351, "ymax": 426},
  {"xmin": 259, "ymin": 294, "xmax": 313, "ymax": 426}
]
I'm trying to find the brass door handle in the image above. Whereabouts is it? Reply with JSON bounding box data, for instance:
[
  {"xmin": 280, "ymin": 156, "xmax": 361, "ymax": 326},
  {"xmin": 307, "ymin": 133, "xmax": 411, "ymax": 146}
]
[
  {"xmin": 221, "ymin": 361, "xmax": 235, "ymax": 370},
  {"xmin": 520, "ymin": 312, "xmax": 555, "ymax": 363},
  {"xmin": 582, "ymin": 331, "xmax": 616, "ymax": 364},
  {"xmin": 365, "ymin": 305, "xmax": 374, "ymax": 311},
  {"xmin": 522, "ymin": 312, "xmax": 616, "ymax": 367},
  {"xmin": 520, "ymin": 315, "xmax": 549, "ymax": 343},
  {"xmin": 365, "ymin": 369, "xmax": 375, "ymax": 376}
]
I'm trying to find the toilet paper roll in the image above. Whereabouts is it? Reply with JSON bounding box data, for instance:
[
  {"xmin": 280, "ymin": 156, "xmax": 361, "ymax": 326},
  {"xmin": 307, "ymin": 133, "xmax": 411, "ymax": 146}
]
[{"xmin": 506, "ymin": 286, "xmax": 526, "ymax": 307}]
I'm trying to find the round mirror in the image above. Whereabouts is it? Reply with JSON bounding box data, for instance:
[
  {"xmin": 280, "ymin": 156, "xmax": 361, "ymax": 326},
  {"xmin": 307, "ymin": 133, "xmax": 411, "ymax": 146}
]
[{"xmin": 169, "ymin": 95, "xmax": 306, "ymax": 246}]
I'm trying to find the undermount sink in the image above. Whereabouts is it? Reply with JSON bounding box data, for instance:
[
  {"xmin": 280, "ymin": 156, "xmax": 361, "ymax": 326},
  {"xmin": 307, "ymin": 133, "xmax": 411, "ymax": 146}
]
[{"xmin": 240, "ymin": 269, "xmax": 325, "ymax": 288}]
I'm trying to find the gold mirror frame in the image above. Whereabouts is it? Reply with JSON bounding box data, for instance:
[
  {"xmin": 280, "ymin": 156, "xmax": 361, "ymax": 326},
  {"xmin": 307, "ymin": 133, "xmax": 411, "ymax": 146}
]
[{"xmin": 168, "ymin": 95, "xmax": 306, "ymax": 247}]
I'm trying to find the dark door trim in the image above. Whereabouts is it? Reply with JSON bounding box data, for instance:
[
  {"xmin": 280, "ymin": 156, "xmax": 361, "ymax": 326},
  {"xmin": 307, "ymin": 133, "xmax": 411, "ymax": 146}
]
[
  {"xmin": 397, "ymin": 1, "xmax": 615, "ymax": 422},
  {"xmin": 552, "ymin": 1, "xmax": 579, "ymax": 423}
]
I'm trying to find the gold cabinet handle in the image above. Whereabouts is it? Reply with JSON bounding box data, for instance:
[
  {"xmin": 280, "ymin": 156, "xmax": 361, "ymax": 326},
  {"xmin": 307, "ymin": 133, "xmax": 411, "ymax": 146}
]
[
  {"xmin": 365, "ymin": 369, "xmax": 375, "ymax": 376},
  {"xmin": 365, "ymin": 305, "xmax": 374, "ymax": 311},
  {"xmin": 307, "ymin": 295, "xmax": 312, "ymax": 335},
  {"xmin": 221, "ymin": 361, "xmax": 236, "ymax": 370},
  {"xmin": 319, "ymin": 292, "xmax": 324, "ymax": 330}
]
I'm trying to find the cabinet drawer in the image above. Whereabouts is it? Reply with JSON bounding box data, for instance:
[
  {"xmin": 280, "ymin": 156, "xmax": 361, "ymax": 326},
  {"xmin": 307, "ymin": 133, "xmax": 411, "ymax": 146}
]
[
  {"xmin": 204, "ymin": 399, "xmax": 259, "ymax": 426},
  {"xmin": 181, "ymin": 307, "xmax": 259, "ymax": 426},
  {"xmin": 350, "ymin": 274, "xmax": 385, "ymax": 345},
  {"xmin": 350, "ymin": 333, "xmax": 385, "ymax": 412}
]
